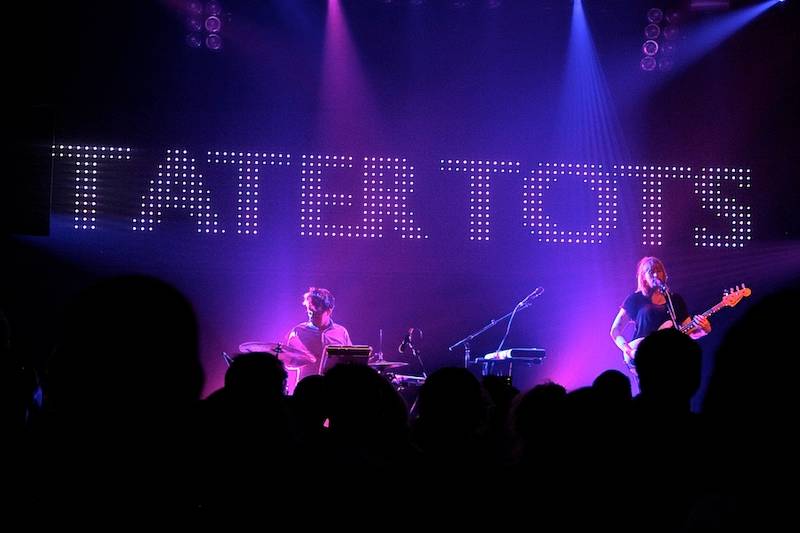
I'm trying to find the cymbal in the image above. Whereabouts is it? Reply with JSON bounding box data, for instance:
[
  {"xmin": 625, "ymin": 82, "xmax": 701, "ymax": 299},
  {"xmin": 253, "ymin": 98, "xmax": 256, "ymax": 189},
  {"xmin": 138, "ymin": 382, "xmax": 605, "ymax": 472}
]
[
  {"xmin": 368, "ymin": 360, "xmax": 409, "ymax": 369},
  {"xmin": 238, "ymin": 341, "xmax": 317, "ymax": 369}
]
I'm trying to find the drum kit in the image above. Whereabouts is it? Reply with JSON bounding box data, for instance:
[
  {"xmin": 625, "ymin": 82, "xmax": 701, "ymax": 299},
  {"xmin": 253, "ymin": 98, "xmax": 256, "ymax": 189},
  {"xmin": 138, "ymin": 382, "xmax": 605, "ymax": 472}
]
[
  {"xmin": 236, "ymin": 336, "xmax": 424, "ymax": 406},
  {"xmin": 233, "ymin": 328, "xmax": 425, "ymax": 399}
]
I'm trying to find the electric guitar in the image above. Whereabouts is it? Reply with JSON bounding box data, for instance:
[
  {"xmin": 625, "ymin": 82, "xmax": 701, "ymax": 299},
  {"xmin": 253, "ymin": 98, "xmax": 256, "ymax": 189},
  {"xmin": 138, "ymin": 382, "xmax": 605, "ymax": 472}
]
[{"xmin": 624, "ymin": 285, "xmax": 752, "ymax": 372}]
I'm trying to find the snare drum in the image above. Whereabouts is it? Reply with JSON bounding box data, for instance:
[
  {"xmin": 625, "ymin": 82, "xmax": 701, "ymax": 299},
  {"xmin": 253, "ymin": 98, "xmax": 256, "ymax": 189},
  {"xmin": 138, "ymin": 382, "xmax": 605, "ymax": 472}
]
[{"xmin": 390, "ymin": 374, "xmax": 426, "ymax": 390}]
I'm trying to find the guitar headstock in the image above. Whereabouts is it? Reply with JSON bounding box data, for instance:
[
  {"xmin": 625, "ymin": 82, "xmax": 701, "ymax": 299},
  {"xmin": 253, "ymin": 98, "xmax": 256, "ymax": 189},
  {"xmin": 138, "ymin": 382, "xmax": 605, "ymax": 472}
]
[{"xmin": 722, "ymin": 284, "xmax": 752, "ymax": 307}]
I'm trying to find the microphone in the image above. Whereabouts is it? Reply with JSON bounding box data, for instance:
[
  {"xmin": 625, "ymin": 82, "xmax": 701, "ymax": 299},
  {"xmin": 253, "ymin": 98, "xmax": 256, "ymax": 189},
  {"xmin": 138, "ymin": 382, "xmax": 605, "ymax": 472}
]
[
  {"xmin": 652, "ymin": 278, "xmax": 668, "ymax": 291},
  {"xmin": 398, "ymin": 328, "xmax": 414, "ymax": 353}
]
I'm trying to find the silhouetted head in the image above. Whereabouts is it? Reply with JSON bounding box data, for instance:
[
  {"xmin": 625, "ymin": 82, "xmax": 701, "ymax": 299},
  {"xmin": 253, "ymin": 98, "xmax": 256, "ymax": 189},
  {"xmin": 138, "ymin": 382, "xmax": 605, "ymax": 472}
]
[
  {"xmin": 224, "ymin": 352, "xmax": 287, "ymax": 399},
  {"xmin": 511, "ymin": 381, "xmax": 567, "ymax": 441},
  {"xmin": 292, "ymin": 374, "xmax": 329, "ymax": 427},
  {"xmin": 417, "ymin": 367, "xmax": 489, "ymax": 429},
  {"xmin": 46, "ymin": 275, "xmax": 204, "ymax": 426},
  {"xmin": 325, "ymin": 363, "xmax": 407, "ymax": 435},
  {"xmin": 704, "ymin": 286, "xmax": 798, "ymax": 424},
  {"xmin": 635, "ymin": 328, "xmax": 701, "ymax": 407},
  {"xmin": 592, "ymin": 369, "xmax": 632, "ymax": 405}
]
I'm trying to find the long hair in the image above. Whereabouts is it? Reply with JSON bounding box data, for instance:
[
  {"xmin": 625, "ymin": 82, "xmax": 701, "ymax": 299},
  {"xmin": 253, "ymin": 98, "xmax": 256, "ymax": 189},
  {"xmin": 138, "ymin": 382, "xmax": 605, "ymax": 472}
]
[{"xmin": 635, "ymin": 256, "xmax": 666, "ymax": 295}]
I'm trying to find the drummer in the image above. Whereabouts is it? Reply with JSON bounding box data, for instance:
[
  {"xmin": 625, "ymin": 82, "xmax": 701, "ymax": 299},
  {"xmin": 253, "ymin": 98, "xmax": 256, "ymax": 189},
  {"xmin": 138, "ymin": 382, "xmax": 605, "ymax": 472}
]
[{"xmin": 286, "ymin": 287, "xmax": 352, "ymax": 380}]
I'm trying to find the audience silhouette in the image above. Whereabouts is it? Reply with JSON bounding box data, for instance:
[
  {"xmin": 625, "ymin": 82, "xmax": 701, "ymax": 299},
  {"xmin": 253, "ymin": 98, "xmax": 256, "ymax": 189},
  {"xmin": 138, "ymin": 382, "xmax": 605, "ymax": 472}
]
[
  {"xmin": 695, "ymin": 285, "xmax": 799, "ymax": 530},
  {"xmin": 7, "ymin": 271, "xmax": 794, "ymax": 526},
  {"xmin": 34, "ymin": 275, "xmax": 204, "ymax": 514}
]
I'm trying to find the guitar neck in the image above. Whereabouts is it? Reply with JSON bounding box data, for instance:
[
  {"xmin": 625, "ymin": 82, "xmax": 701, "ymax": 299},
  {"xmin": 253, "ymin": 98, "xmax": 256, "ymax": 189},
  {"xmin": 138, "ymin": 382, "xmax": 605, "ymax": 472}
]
[
  {"xmin": 701, "ymin": 302, "xmax": 726, "ymax": 319},
  {"xmin": 678, "ymin": 301, "xmax": 724, "ymax": 333}
]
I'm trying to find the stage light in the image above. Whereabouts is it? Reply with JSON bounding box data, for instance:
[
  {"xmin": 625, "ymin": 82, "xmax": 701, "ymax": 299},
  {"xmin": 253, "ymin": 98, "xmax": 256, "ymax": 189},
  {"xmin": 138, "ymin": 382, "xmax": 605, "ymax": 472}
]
[
  {"xmin": 641, "ymin": 9, "xmax": 665, "ymax": 73},
  {"xmin": 640, "ymin": 5, "xmax": 684, "ymax": 74},
  {"xmin": 689, "ymin": 1, "xmax": 730, "ymax": 10},
  {"xmin": 642, "ymin": 40, "xmax": 659, "ymax": 55},
  {"xmin": 644, "ymin": 23, "xmax": 661, "ymax": 39},
  {"xmin": 184, "ymin": 0, "xmax": 225, "ymax": 51},
  {"xmin": 205, "ymin": 33, "xmax": 222, "ymax": 50},
  {"xmin": 647, "ymin": 7, "xmax": 664, "ymax": 23},
  {"xmin": 204, "ymin": 15, "xmax": 221, "ymax": 33}
]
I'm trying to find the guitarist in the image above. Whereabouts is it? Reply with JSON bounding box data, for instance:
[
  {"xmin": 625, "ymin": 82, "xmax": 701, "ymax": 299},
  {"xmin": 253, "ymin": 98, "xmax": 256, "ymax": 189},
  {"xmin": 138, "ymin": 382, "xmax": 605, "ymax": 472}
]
[{"xmin": 610, "ymin": 256, "xmax": 711, "ymax": 373}]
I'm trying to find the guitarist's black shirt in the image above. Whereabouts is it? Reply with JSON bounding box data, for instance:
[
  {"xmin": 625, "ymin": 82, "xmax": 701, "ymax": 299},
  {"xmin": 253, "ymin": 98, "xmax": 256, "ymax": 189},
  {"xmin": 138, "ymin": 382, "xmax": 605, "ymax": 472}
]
[{"xmin": 622, "ymin": 292, "xmax": 689, "ymax": 340}]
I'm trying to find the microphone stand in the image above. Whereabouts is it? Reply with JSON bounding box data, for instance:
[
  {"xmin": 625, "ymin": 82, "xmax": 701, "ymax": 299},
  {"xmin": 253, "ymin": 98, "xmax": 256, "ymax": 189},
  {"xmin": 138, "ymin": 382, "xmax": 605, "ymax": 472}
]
[
  {"xmin": 404, "ymin": 338, "xmax": 427, "ymax": 417},
  {"xmin": 372, "ymin": 328, "xmax": 385, "ymax": 363},
  {"xmin": 662, "ymin": 284, "xmax": 679, "ymax": 329},
  {"xmin": 407, "ymin": 339, "xmax": 427, "ymax": 379},
  {"xmin": 449, "ymin": 288, "xmax": 543, "ymax": 368}
]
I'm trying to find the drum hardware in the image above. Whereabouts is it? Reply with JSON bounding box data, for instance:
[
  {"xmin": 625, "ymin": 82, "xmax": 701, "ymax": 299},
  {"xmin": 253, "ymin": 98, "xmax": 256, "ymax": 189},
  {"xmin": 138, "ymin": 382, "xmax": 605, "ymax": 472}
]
[
  {"xmin": 368, "ymin": 327, "xmax": 408, "ymax": 372},
  {"xmin": 238, "ymin": 341, "xmax": 317, "ymax": 369}
]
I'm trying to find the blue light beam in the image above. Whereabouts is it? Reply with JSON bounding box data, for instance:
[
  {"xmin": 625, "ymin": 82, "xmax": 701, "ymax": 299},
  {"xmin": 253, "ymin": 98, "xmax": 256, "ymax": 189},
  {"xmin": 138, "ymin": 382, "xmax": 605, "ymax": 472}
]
[{"xmin": 554, "ymin": 0, "xmax": 630, "ymax": 165}]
